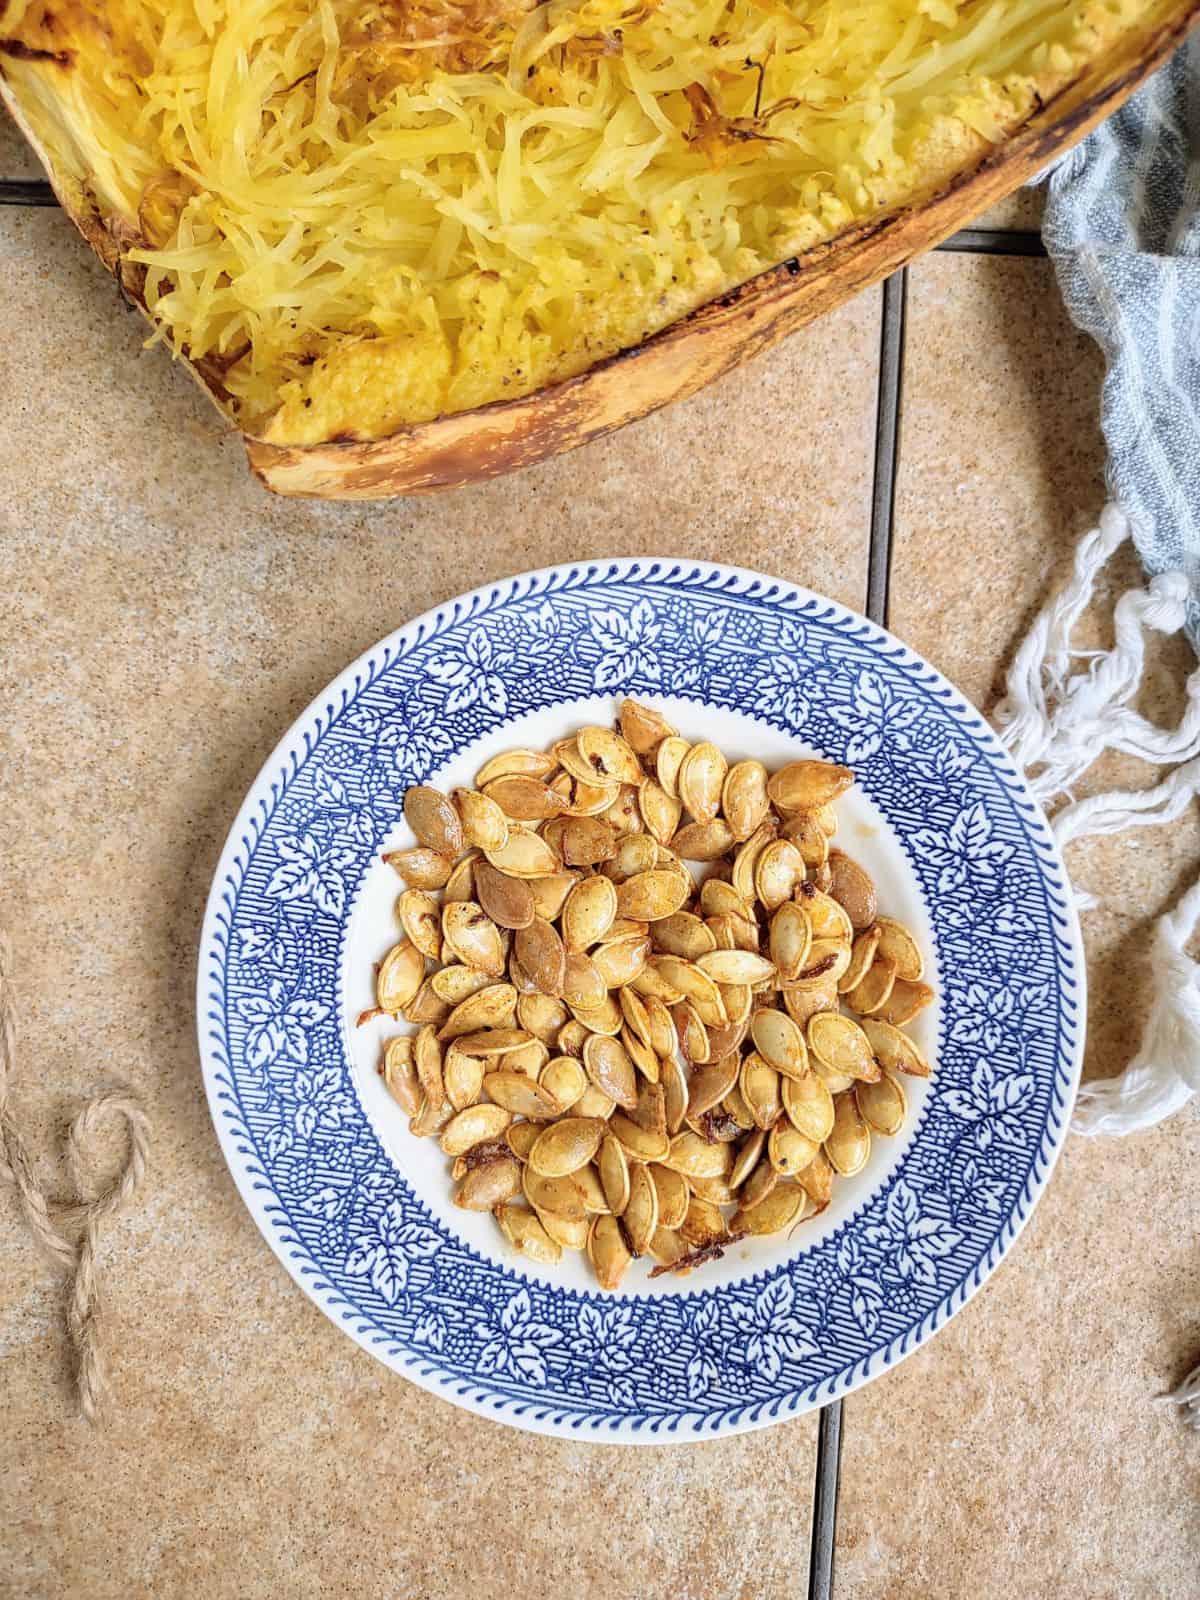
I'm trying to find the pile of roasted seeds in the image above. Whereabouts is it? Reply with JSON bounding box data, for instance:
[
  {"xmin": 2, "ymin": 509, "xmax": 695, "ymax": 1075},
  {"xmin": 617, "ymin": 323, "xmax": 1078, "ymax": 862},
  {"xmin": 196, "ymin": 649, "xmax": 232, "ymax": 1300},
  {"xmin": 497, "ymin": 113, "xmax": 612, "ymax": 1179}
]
[{"xmin": 369, "ymin": 699, "xmax": 933, "ymax": 1288}]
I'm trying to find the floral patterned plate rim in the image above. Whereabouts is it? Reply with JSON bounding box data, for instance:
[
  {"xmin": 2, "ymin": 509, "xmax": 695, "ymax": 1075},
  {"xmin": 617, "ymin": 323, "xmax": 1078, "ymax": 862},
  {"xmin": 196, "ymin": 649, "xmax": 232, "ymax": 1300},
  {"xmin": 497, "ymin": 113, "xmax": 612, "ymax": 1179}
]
[{"xmin": 197, "ymin": 559, "xmax": 1084, "ymax": 1443}]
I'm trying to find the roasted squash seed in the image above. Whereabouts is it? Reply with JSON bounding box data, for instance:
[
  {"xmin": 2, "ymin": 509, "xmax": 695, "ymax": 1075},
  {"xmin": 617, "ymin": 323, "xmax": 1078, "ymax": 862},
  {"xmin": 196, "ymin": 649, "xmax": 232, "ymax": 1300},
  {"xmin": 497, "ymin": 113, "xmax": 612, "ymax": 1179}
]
[{"xmin": 374, "ymin": 701, "xmax": 933, "ymax": 1288}]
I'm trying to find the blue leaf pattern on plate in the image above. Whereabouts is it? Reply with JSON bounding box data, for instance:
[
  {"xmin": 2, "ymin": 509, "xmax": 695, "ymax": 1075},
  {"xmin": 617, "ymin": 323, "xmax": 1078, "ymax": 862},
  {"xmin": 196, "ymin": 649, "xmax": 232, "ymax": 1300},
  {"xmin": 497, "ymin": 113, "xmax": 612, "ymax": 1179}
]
[{"xmin": 200, "ymin": 562, "xmax": 1082, "ymax": 1439}]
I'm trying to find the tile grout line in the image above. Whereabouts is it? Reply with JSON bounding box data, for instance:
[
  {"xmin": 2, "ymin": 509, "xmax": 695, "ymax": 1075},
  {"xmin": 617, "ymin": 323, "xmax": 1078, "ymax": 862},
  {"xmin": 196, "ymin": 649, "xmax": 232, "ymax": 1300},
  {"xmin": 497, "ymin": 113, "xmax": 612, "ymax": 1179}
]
[
  {"xmin": 808, "ymin": 264, "xmax": 907, "ymax": 1600},
  {"xmin": 868, "ymin": 268, "xmax": 908, "ymax": 629}
]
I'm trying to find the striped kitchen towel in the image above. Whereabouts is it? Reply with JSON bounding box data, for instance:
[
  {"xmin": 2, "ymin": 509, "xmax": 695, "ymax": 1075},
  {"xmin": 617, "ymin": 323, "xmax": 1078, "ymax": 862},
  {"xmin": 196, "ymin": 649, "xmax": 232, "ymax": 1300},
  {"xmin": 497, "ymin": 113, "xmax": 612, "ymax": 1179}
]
[{"xmin": 1043, "ymin": 31, "xmax": 1200, "ymax": 650}]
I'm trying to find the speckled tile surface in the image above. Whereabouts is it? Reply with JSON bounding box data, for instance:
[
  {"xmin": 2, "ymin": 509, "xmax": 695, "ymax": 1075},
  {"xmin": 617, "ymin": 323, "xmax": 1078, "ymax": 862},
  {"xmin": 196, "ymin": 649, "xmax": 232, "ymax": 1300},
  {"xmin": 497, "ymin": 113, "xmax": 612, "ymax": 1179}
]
[
  {"xmin": 974, "ymin": 184, "xmax": 1047, "ymax": 233},
  {"xmin": 834, "ymin": 256, "xmax": 1200, "ymax": 1600},
  {"xmin": 0, "ymin": 205, "xmax": 882, "ymax": 1600}
]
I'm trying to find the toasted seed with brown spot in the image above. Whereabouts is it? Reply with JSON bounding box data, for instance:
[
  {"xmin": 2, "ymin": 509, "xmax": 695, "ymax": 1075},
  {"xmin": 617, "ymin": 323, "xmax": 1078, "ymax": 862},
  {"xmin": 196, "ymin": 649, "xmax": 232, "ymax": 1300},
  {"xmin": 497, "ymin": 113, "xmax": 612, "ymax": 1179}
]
[
  {"xmin": 672, "ymin": 819, "xmax": 736, "ymax": 861},
  {"xmin": 383, "ymin": 846, "xmax": 454, "ymax": 890},
  {"xmin": 767, "ymin": 761, "xmax": 854, "ymax": 813},
  {"xmin": 583, "ymin": 1033, "xmax": 638, "ymax": 1110},
  {"xmin": 655, "ymin": 736, "xmax": 691, "ymax": 799},
  {"xmin": 496, "ymin": 1204, "xmax": 562, "ymax": 1263},
  {"xmin": 588, "ymin": 1214, "xmax": 632, "ymax": 1288},
  {"xmin": 473, "ymin": 860, "xmax": 536, "ymax": 930},
  {"xmin": 403, "ymin": 978, "xmax": 449, "ymax": 1026},
  {"xmin": 562, "ymin": 951, "xmax": 607, "ymax": 1011},
  {"xmin": 484, "ymin": 826, "xmax": 561, "ymax": 879},
  {"xmin": 577, "ymin": 726, "xmax": 643, "ymax": 787},
  {"xmin": 839, "ymin": 925, "xmax": 882, "ymax": 994},
  {"xmin": 638, "ymin": 780, "xmax": 683, "ymax": 845},
  {"xmin": 414, "ymin": 1025, "xmax": 445, "ymax": 1111},
  {"xmin": 619, "ymin": 698, "xmax": 677, "ymax": 756},
  {"xmin": 443, "ymin": 1043, "xmax": 486, "ymax": 1110},
  {"xmin": 615, "ymin": 869, "xmax": 690, "ymax": 921},
  {"xmin": 680, "ymin": 1195, "xmax": 728, "ymax": 1248},
  {"xmin": 453, "ymin": 788, "xmax": 510, "ymax": 853},
  {"xmin": 483, "ymin": 774, "xmax": 571, "ymax": 821},
  {"xmin": 506, "ymin": 1121, "xmax": 542, "ymax": 1161},
  {"xmin": 696, "ymin": 950, "xmax": 776, "ymax": 985},
  {"xmin": 529, "ymin": 1116, "xmax": 607, "ymax": 1177},
  {"xmin": 738, "ymin": 1151, "xmax": 779, "ymax": 1211},
  {"xmin": 623, "ymin": 1163, "xmax": 659, "ymax": 1255},
  {"xmin": 601, "ymin": 784, "xmax": 643, "ymax": 835},
  {"xmin": 825, "ymin": 1093, "xmax": 871, "ymax": 1176},
  {"xmin": 874, "ymin": 977, "xmax": 936, "ymax": 1026},
  {"xmin": 523, "ymin": 1168, "xmax": 589, "ymax": 1221},
  {"xmin": 664, "ymin": 1130, "xmax": 732, "ymax": 1179},
  {"xmin": 514, "ymin": 916, "xmax": 567, "ymax": 997},
  {"xmin": 561, "ymin": 875, "xmax": 618, "ymax": 952},
  {"xmin": 721, "ymin": 759, "xmax": 770, "ymax": 841},
  {"xmin": 807, "ymin": 1013, "xmax": 879, "ymax": 1081},
  {"xmin": 796, "ymin": 1149, "xmax": 835, "ymax": 1210},
  {"xmin": 377, "ymin": 940, "xmax": 426, "ymax": 1015},
  {"xmin": 768, "ymin": 1120, "xmax": 820, "ymax": 1176},
  {"xmin": 442, "ymin": 901, "xmax": 505, "ymax": 976},
  {"xmin": 483, "ymin": 1071, "xmax": 562, "ymax": 1119},
  {"xmin": 782, "ymin": 1072, "xmax": 836, "ymax": 1143},
  {"xmin": 382, "ymin": 1036, "xmax": 421, "ymax": 1115},
  {"xmin": 455, "ymin": 1157, "xmax": 522, "ymax": 1211},
  {"xmin": 740, "ymin": 1053, "xmax": 783, "ymax": 1130},
  {"xmin": 541, "ymin": 1055, "xmax": 588, "ymax": 1111},
  {"xmin": 755, "ymin": 838, "xmax": 806, "ymax": 912},
  {"xmin": 592, "ymin": 934, "xmax": 651, "ymax": 989},
  {"xmin": 438, "ymin": 983, "xmax": 518, "ymax": 1040},
  {"xmin": 476, "ymin": 750, "xmax": 557, "ymax": 787},
  {"xmin": 441, "ymin": 1103, "xmax": 512, "ymax": 1155},
  {"xmin": 677, "ymin": 741, "xmax": 727, "ymax": 825},
  {"xmin": 779, "ymin": 811, "xmax": 830, "ymax": 867},
  {"xmin": 688, "ymin": 1054, "xmax": 740, "ymax": 1118},
  {"xmin": 599, "ymin": 1133, "xmax": 631, "ymax": 1215},
  {"xmin": 661, "ymin": 1054, "xmax": 689, "ymax": 1136},
  {"xmin": 750, "ymin": 1008, "xmax": 809, "ymax": 1080},
  {"xmin": 728, "ymin": 1128, "xmax": 766, "ymax": 1190},
  {"xmin": 733, "ymin": 1183, "xmax": 806, "ymax": 1234},
  {"xmin": 397, "ymin": 890, "xmax": 443, "ymax": 960},
  {"xmin": 873, "ymin": 916, "xmax": 925, "ymax": 981},
  {"xmin": 827, "ymin": 850, "xmax": 878, "ymax": 932},
  {"xmin": 845, "ymin": 953, "xmax": 900, "ymax": 1016},
  {"xmin": 788, "ymin": 938, "xmax": 852, "ymax": 989},
  {"xmin": 860, "ymin": 1018, "xmax": 931, "ymax": 1078},
  {"xmin": 856, "ymin": 1071, "xmax": 907, "ymax": 1136}
]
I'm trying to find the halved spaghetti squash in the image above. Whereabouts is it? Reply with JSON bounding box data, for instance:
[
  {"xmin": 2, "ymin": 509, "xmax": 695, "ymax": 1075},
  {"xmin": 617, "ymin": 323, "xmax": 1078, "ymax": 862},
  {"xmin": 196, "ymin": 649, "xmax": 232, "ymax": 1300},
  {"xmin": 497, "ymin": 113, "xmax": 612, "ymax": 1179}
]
[{"xmin": 1, "ymin": 0, "xmax": 1197, "ymax": 494}]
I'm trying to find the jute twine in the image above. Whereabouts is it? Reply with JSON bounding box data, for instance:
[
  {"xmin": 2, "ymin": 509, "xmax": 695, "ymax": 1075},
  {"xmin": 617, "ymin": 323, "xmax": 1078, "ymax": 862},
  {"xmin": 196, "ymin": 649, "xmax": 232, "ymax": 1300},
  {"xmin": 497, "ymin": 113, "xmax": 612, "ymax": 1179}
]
[{"xmin": 0, "ymin": 931, "xmax": 150, "ymax": 1422}]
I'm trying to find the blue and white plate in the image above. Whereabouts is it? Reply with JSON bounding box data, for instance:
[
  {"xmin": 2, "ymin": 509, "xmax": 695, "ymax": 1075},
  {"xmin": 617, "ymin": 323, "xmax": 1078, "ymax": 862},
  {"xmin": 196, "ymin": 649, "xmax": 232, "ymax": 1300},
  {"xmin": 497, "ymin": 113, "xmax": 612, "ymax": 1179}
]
[{"xmin": 198, "ymin": 560, "xmax": 1084, "ymax": 1442}]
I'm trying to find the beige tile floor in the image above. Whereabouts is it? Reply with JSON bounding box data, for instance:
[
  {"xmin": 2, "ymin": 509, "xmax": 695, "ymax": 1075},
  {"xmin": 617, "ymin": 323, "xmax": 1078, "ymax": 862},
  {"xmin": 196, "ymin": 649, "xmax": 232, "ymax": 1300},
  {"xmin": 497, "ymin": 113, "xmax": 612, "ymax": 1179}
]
[
  {"xmin": 836, "ymin": 256, "xmax": 1200, "ymax": 1600},
  {"xmin": 0, "ymin": 160, "xmax": 1197, "ymax": 1600}
]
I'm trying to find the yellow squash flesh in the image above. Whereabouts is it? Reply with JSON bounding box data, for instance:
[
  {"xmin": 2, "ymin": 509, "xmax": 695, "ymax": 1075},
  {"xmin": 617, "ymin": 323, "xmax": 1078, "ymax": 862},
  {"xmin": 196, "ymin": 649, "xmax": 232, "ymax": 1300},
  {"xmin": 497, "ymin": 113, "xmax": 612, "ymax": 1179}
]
[{"xmin": 1, "ymin": 0, "xmax": 1198, "ymax": 497}]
